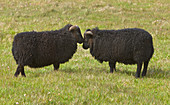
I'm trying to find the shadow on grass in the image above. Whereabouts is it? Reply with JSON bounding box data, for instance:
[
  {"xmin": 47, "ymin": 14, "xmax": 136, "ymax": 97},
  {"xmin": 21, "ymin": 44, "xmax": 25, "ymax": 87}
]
[
  {"xmin": 60, "ymin": 68, "xmax": 81, "ymax": 73},
  {"xmin": 117, "ymin": 67, "xmax": 169, "ymax": 79},
  {"xmin": 28, "ymin": 66, "xmax": 169, "ymax": 79},
  {"xmin": 59, "ymin": 67, "xmax": 110, "ymax": 75},
  {"xmin": 146, "ymin": 67, "xmax": 169, "ymax": 79},
  {"xmin": 28, "ymin": 68, "xmax": 84, "ymax": 78},
  {"xmin": 27, "ymin": 69, "xmax": 53, "ymax": 78},
  {"xmin": 59, "ymin": 68, "xmax": 108, "ymax": 76}
]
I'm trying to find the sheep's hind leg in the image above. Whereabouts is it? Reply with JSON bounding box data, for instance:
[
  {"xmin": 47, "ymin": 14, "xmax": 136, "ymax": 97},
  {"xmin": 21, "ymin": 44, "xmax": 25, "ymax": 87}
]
[
  {"xmin": 14, "ymin": 65, "xmax": 24, "ymax": 77},
  {"xmin": 53, "ymin": 63, "xmax": 60, "ymax": 71},
  {"xmin": 109, "ymin": 62, "xmax": 116, "ymax": 73},
  {"xmin": 135, "ymin": 63, "xmax": 142, "ymax": 78},
  {"xmin": 21, "ymin": 66, "xmax": 26, "ymax": 77},
  {"xmin": 142, "ymin": 61, "xmax": 149, "ymax": 77}
]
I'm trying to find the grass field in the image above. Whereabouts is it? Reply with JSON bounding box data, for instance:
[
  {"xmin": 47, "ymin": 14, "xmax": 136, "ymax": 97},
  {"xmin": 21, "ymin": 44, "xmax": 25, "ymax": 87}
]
[{"xmin": 0, "ymin": 0, "xmax": 169, "ymax": 104}]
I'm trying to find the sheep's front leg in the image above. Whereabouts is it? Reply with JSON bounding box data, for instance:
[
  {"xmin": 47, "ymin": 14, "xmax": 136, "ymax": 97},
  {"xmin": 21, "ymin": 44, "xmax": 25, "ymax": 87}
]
[
  {"xmin": 14, "ymin": 65, "xmax": 24, "ymax": 77},
  {"xmin": 53, "ymin": 63, "xmax": 60, "ymax": 71},
  {"xmin": 135, "ymin": 63, "xmax": 142, "ymax": 78},
  {"xmin": 109, "ymin": 62, "xmax": 116, "ymax": 73}
]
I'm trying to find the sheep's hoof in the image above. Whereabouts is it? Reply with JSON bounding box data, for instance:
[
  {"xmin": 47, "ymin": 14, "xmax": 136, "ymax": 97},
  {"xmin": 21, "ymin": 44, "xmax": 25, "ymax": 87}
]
[
  {"xmin": 142, "ymin": 73, "xmax": 146, "ymax": 77},
  {"xmin": 21, "ymin": 72, "xmax": 26, "ymax": 77},
  {"xmin": 22, "ymin": 75, "xmax": 26, "ymax": 77},
  {"xmin": 14, "ymin": 74, "xmax": 18, "ymax": 77},
  {"xmin": 14, "ymin": 73, "xmax": 19, "ymax": 77},
  {"xmin": 135, "ymin": 75, "xmax": 140, "ymax": 78}
]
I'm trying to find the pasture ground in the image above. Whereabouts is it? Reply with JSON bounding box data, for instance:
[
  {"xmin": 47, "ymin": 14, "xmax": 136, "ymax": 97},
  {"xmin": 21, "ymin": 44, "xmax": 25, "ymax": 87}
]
[{"xmin": 0, "ymin": 0, "xmax": 169, "ymax": 104}]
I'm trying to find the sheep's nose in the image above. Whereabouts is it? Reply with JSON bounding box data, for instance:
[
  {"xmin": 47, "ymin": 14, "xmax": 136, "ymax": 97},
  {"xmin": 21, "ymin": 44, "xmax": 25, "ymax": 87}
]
[{"xmin": 82, "ymin": 42, "xmax": 89, "ymax": 49}]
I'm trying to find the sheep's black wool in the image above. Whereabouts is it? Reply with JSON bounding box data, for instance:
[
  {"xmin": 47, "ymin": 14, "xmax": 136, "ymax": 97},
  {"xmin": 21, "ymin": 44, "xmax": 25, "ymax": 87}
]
[
  {"xmin": 83, "ymin": 27, "xmax": 154, "ymax": 78},
  {"xmin": 12, "ymin": 24, "xmax": 83, "ymax": 77}
]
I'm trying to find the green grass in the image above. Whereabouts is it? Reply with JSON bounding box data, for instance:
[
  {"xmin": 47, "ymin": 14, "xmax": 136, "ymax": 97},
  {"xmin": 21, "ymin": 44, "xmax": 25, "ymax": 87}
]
[{"xmin": 0, "ymin": 0, "xmax": 169, "ymax": 104}]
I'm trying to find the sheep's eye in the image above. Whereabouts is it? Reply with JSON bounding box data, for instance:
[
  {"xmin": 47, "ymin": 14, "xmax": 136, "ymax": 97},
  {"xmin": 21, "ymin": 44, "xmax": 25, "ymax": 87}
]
[{"xmin": 86, "ymin": 36, "xmax": 91, "ymax": 39}]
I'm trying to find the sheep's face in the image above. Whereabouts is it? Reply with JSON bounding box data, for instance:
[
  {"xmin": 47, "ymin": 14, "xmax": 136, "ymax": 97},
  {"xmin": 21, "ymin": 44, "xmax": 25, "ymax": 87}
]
[
  {"xmin": 83, "ymin": 29, "xmax": 93, "ymax": 49},
  {"xmin": 69, "ymin": 25, "xmax": 84, "ymax": 44}
]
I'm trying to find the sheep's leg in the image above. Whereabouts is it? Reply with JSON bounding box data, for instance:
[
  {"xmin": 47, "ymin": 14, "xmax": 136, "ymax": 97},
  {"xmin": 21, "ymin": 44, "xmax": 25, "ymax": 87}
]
[
  {"xmin": 14, "ymin": 66, "xmax": 20, "ymax": 77},
  {"xmin": 109, "ymin": 62, "xmax": 116, "ymax": 73},
  {"xmin": 21, "ymin": 67, "xmax": 26, "ymax": 77},
  {"xmin": 14, "ymin": 65, "xmax": 24, "ymax": 77},
  {"xmin": 135, "ymin": 63, "xmax": 142, "ymax": 78},
  {"xmin": 142, "ymin": 61, "xmax": 149, "ymax": 77},
  {"xmin": 53, "ymin": 63, "xmax": 60, "ymax": 71}
]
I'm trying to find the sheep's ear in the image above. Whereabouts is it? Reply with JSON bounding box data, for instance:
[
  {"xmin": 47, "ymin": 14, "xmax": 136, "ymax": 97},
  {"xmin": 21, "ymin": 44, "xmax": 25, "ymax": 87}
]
[
  {"xmin": 69, "ymin": 25, "xmax": 78, "ymax": 31},
  {"xmin": 84, "ymin": 31, "xmax": 93, "ymax": 37}
]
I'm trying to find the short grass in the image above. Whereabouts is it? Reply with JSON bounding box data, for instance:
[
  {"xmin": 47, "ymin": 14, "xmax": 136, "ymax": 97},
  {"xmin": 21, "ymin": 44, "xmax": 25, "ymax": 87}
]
[{"xmin": 0, "ymin": 0, "xmax": 169, "ymax": 104}]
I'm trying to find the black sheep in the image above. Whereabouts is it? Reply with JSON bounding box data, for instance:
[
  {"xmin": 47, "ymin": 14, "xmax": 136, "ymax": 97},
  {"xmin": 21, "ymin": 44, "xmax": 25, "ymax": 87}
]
[
  {"xmin": 12, "ymin": 24, "xmax": 83, "ymax": 77},
  {"xmin": 83, "ymin": 27, "xmax": 154, "ymax": 78}
]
